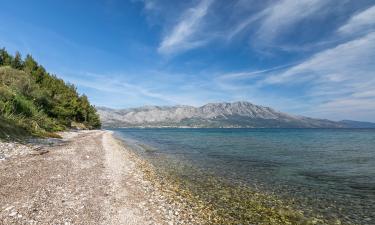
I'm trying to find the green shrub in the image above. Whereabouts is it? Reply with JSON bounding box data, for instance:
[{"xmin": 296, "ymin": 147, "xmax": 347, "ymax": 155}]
[{"xmin": 0, "ymin": 48, "xmax": 101, "ymax": 138}]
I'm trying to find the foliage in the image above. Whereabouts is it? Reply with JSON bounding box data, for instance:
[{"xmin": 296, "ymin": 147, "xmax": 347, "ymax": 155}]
[{"xmin": 0, "ymin": 48, "xmax": 101, "ymax": 137}]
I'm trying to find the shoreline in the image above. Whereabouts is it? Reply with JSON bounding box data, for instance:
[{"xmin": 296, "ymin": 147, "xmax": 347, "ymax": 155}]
[
  {"xmin": 0, "ymin": 129, "xmax": 348, "ymax": 224},
  {"xmin": 113, "ymin": 131, "xmax": 345, "ymax": 225},
  {"xmin": 102, "ymin": 131, "xmax": 206, "ymax": 224},
  {"xmin": 0, "ymin": 130, "xmax": 201, "ymax": 224}
]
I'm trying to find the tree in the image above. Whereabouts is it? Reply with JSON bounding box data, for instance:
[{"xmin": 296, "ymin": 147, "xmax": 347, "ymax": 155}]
[
  {"xmin": 33, "ymin": 66, "xmax": 46, "ymax": 84},
  {"xmin": 0, "ymin": 49, "xmax": 4, "ymax": 66},
  {"xmin": 23, "ymin": 54, "xmax": 38, "ymax": 73},
  {"xmin": 1, "ymin": 49, "xmax": 101, "ymax": 136},
  {"xmin": 11, "ymin": 51, "xmax": 24, "ymax": 69},
  {"xmin": 0, "ymin": 48, "xmax": 12, "ymax": 66}
]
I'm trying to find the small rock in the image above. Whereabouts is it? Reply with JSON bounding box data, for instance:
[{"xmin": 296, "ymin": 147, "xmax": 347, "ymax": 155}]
[
  {"xmin": 4, "ymin": 206, "xmax": 14, "ymax": 211},
  {"xmin": 9, "ymin": 211, "xmax": 17, "ymax": 217}
]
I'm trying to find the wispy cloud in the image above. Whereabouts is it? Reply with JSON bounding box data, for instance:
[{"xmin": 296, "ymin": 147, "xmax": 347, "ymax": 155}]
[
  {"xmin": 227, "ymin": 10, "xmax": 265, "ymax": 40},
  {"xmin": 256, "ymin": 0, "xmax": 328, "ymax": 42},
  {"xmin": 62, "ymin": 70, "xmax": 230, "ymax": 107},
  {"xmin": 213, "ymin": 30, "xmax": 375, "ymax": 120},
  {"xmin": 63, "ymin": 71, "xmax": 185, "ymax": 104},
  {"xmin": 150, "ymin": 0, "xmax": 336, "ymax": 54},
  {"xmin": 158, "ymin": 0, "xmax": 214, "ymax": 54},
  {"xmin": 263, "ymin": 32, "xmax": 375, "ymax": 85},
  {"xmin": 337, "ymin": 5, "xmax": 375, "ymax": 35},
  {"xmin": 260, "ymin": 32, "xmax": 375, "ymax": 120},
  {"xmin": 218, "ymin": 63, "xmax": 295, "ymax": 80},
  {"xmin": 229, "ymin": 0, "xmax": 328, "ymax": 42}
]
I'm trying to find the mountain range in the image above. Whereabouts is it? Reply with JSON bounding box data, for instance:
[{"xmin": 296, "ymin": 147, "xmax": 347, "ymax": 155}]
[{"xmin": 96, "ymin": 101, "xmax": 375, "ymax": 128}]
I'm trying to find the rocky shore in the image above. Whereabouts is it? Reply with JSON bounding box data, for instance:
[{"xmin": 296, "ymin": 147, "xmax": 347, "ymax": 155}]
[
  {"xmin": 0, "ymin": 141, "xmax": 33, "ymax": 161},
  {"xmin": 0, "ymin": 130, "xmax": 201, "ymax": 225}
]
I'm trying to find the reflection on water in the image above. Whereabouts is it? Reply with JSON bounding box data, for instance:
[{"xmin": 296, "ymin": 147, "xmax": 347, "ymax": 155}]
[{"xmin": 114, "ymin": 128, "xmax": 375, "ymax": 224}]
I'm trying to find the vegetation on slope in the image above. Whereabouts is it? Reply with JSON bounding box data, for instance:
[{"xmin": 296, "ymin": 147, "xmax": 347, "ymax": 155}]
[{"xmin": 0, "ymin": 48, "xmax": 101, "ymax": 138}]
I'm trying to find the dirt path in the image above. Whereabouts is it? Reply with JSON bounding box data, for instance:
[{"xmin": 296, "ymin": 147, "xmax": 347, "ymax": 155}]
[{"xmin": 0, "ymin": 130, "xmax": 165, "ymax": 225}]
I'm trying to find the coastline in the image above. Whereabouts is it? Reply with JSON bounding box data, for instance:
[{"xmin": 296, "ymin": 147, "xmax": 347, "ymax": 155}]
[
  {"xmin": 0, "ymin": 129, "xmax": 346, "ymax": 225},
  {"xmin": 113, "ymin": 130, "xmax": 345, "ymax": 225},
  {"xmin": 0, "ymin": 130, "xmax": 201, "ymax": 225},
  {"xmin": 113, "ymin": 129, "xmax": 356, "ymax": 225}
]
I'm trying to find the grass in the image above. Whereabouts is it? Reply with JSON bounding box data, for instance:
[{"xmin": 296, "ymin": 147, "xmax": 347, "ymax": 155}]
[
  {"xmin": 0, "ymin": 117, "xmax": 30, "ymax": 141},
  {"xmin": 0, "ymin": 115, "xmax": 62, "ymax": 141}
]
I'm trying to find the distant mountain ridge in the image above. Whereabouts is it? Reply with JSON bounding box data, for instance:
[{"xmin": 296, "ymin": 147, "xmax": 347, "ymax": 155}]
[
  {"xmin": 96, "ymin": 101, "xmax": 371, "ymax": 128},
  {"xmin": 338, "ymin": 120, "xmax": 375, "ymax": 128}
]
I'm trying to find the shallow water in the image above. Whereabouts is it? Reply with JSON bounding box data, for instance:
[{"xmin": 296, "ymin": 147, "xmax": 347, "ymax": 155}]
[{"xmin": 113, "ymin": 128, "xmax": 375, "ymax": 224}]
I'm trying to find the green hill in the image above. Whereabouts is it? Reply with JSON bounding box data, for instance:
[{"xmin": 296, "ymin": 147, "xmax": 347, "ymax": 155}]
[{"xmin": 0, "ymin": 48, "xmax": 101, "ymax": 139}]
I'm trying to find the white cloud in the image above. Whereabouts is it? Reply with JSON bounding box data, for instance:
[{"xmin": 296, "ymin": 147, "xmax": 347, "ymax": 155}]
[
  {"xmin": 229, "ymin": 0, "xmax": 328, "ymax": 42},
  {"xmin": 352, "ymin": 90, "xmax": 375, "ymax": 98},
  {"xmin": 260, "ymin": 32, "xmax": 375, "ymax": 120},
  {"xmin": 62, "ymin": 70, "xmax": 228, "ymax": 107},
  {"xmin": 158, "ymin": 0, "xmax": 214, "ymax": 54},
  {"xmin": 63, "ymin": 72, "xmax": 184, "ymax": 104},
  {"xmin": 218, "ymin": 63, "xmax": 295, "ymax": 80},
  {"xmin": 153, "ymin": 0, "xmax": 333, "ymax": 53},
  {"xmin": 215, "ymin": 31, "xmax": 375, "ymax": 120},
  {"xmin": 227, "ymin": 10, "xmax": 265, "ymax": 40},
  {"xmin": 256, "ymin": 0, "xmax": 327, "ymax": 42},
  {"xmin": 338, "ymin": 5, "xmax": 375, "ymax": 35},
  {"xmin": 309, "ymin": 98, "xmax": 375, "ymax": 121},
  {"xmin": 264, "ymin": 32, "xmax": 375, "ymax": 84}
]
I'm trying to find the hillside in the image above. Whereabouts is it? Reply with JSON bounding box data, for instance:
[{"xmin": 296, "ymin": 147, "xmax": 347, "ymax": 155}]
[
  {"xmin": 339, "ymin": 120, "xmax": 375, "ymax": 128},
  {"xmin": 97, "ymin": 101, "xmax": 344, "ymax": 128},
  {"xmin": 0, "ymin": 48, "xmax": 101, "ymax": 138}
]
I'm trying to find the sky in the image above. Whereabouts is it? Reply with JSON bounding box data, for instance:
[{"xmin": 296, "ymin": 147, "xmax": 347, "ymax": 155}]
[{"xmin": 0, "ymin": 0, "xmax": 375, "ymax": 122}]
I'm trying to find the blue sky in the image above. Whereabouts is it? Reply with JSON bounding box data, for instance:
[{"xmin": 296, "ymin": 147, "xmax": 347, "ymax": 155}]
[{"xmin": 1, "ymin": 0, "xmax": 375, "ymax": 121}]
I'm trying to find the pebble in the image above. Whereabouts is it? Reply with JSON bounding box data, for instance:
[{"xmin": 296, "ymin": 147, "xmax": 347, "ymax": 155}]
[
  {"xmin": 9, "ymin": 211, "xmax": 17, "ymax": 217},
  {"xmin": 4, "ymin": 206, "xmax": 14, "ymax": 211},
  {"xmin": 0, "ymin": 140, "xmax": 34, "ymax": 159}
]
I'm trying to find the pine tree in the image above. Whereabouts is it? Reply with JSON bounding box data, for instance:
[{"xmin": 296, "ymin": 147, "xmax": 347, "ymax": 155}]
[
  {"xmin": 1, "ymin": 48, "xmax": 102, "ymax": 136},
  {"xmin": 0, "ymin": 48, "xmax": 12, "ymax": 66},
  {"xmin": 23, "ymin": 54, "xmax": 38, "ymax": 73},
  {"xmin": 0, "ymin": 49, "xmax": 3, "ymax": 66},
  {"xmin": 11, "ymin": 51, "xmax": 24, "ymax": 69}
]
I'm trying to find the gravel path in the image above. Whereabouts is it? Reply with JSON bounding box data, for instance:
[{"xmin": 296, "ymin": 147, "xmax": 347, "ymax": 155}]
[{"xmin": 0, "ymin": 130, "xmax": 171, "ymax": 225}]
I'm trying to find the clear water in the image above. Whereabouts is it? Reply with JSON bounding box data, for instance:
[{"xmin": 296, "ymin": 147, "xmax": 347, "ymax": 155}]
[{"xmin": 113, "ymin": 128, "xmax": 375, "ymax": 224}]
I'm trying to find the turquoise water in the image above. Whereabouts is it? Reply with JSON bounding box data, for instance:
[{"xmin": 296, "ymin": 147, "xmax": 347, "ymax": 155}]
[{"xmin": 114, "ymin": 128, "xmax": 375, "ymax": 224}]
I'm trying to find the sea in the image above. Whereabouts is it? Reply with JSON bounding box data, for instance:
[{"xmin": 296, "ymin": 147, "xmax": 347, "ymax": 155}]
[{"xmin": 113, "ymin": 128, "xmax": 375, "ymax": 224}]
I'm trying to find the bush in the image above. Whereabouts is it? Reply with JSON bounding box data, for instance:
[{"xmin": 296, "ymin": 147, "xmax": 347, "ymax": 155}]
[{"xmin": 0, "ymin": 48, "xmax": 101, "ymax": 138}]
